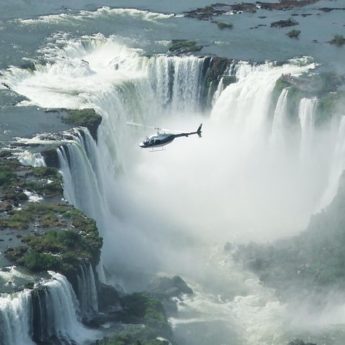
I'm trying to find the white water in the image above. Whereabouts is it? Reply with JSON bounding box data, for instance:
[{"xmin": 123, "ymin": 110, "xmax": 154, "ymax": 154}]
[
  {"xmin": 41, "ymin": 271, "xmax": 98, "ymax": 343},
  {"xmin": 16, "ymin": 7, "xmax": 174, "ymax": 26},
  {"xmin": 77, "ymin": 263, "xmax": 99, "ymax": 319},
  {"xmin": 0, "ymin": 290, "xmax": 34, "ymax": 345},
  {"xmin": 2, "ymin": 35, "xmax": 345, "ymax": 344}
]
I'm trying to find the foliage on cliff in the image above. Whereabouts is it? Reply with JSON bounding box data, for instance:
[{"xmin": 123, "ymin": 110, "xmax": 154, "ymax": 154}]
[{"xmin": 0, "ymin": 156, "xmax": 102, "ymax": 277}]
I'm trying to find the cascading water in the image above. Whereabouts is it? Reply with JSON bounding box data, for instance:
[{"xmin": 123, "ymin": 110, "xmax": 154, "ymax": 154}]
[
  {"xmin": 3, "ymin": 33, "xmax": 345, "ymax": 344},
  {"xmin": 0, "ymin": 290, "xmax": 35, "ymax": 345},
  {"xmin": 77, "ymin": 263, "xmax": 99, "ymax": 320},
  {"xmin": 299, "ymin": 97, "xmax": 317, "ymax": 162},
  {"xmin": 32, "ymin": 272, "xmax": 97, "ymax": 344}
]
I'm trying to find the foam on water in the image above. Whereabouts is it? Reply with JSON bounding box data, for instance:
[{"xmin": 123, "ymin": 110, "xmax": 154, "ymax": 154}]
[
  {"xmin": 2, "ymin": 35, "xmax": 345, "ymax": 344},
  {"xmin": 17, "ymin": 6, "xmax": 174, "ymax": 25}
]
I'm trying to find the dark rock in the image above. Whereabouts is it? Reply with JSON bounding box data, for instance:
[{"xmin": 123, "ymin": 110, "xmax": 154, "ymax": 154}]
[
  {"xmin": 41, "ymin": 148, "xmax": 59, "ymax": 168},
  {"xmin": 318, "ymin": 7, "xmax": 345, "ymax": 13},
  {"xmin": 0, "ymin": 201, "xmax": 13, "ymax": 212},
  {"xmin": 271, "ymin": 18, "xmax": 299, "ymax": 28},
  {"xmin": 0, "ymin": 150, "xmax": 12, "ymax": 158},
  {"xmin": 259, "ymin": 0, "xmax": 319, "ymax": 11},
  {"xmin": 287, "ymin": 29, "xmax": 301, "ymax": 39},
  {"xmin": 168, "ymin": 40, "xmax": 203, "ymax": 55},
  {"xmin": 63, "ymin": 109, "xmax": 102, "ymax": 141},
  {"xmin": 148, "ymin": 275, "xmax": 193, "ymax": 298},
  {"xmin": 98, "ymin": 283, "xmax": 121, "ymax": 313},
  {"xmin": 185, "ymin": 1, "xmax": 320, "ymax": 21},
  {"xmin": 20, "ymin": 61, "xmax": 36, "ymax": 71},
  {"xmin": 329, "ymin": 35, "xmax": 345, "ymax": 47},
  {"xmin": 288, "ymin": 340, "xmax": 317, "ymax": 345},
  {"xmin": 214, "ymin": 21, "xmax": 233, "ymax": 30}
]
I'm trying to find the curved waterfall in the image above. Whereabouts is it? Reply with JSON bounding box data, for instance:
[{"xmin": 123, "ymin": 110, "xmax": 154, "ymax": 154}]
[{"xmin": 2, "ymin": 34, "xmax": 345, "ymax": 344}]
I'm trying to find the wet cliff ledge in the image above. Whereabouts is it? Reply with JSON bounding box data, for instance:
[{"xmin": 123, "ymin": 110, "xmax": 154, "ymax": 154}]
[{"xmin": 0, "ymin": 153, "xmax": 102, "ymax": 281}]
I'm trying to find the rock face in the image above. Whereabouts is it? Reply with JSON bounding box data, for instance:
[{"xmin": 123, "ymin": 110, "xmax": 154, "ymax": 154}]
[
  {"xmin": 0, "ymin": 152, "xmax": 175, "ymax": 345},
  {"xmin": 148, "ymin": 275, "xmax": 193, "ymax": 299},
  {"xmin": 271, "ymin": 18, "xmax": 299, "ymax": 28},
  {"xmin": 168, "ymin": 40, "xmax": 203, "ymax": 55},
  {"xmin": 184, "ymin": 1, "xmax": 320, "ymax": 20},
  {"xmin": 329, "ymin": 35, "xmax": 345, "ymax": 47},
  {"xmin": 0, "ymin": 156, "xmax": 102, "ymax": 280},
  {"xmin": 62, "ymin": 108, "xmax": 102, "ymax": 141},
  {"xmin": 41, "ymin": 148, "xmax": 60, "ymax": 168},
  {"xmin": 288, "ymin": 340, "xmax": 317, "ymax": 345}
]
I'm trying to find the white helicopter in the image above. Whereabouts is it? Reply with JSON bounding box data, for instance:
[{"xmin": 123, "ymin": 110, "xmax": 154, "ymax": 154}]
[{"xmin": 127, "ymin": 122, "xmax": 202, "ymax": 149}]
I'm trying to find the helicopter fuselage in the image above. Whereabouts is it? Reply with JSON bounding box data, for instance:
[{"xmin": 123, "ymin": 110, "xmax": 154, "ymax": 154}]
[{"xmin": 139, "ymin": 124, "xmax": 202, "ymax": 148}]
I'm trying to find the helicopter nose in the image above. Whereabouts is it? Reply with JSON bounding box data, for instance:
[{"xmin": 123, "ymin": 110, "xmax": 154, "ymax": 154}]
[{"xmin": 139, "ymin": 142, "xmax": 145, "ymax": 148}]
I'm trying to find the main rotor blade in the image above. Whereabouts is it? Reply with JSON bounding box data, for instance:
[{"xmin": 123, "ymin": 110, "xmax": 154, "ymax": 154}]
[{"xmin": 126, "ymin": 121, "xmax": 174, "ymax": 133}]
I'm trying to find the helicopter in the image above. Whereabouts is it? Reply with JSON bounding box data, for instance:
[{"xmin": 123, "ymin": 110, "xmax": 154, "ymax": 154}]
[{"xmin": 127, "ymin": 122, "xmax": 203, "ymax": 149}]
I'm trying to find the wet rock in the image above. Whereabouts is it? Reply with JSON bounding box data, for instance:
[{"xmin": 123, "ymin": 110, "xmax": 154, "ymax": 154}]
[
  {"xmin": 288, "ymin": 340, "xmax": 317, "ymax": 345},
  {"xmin": 214, "ymin": 21, "xmax": 233, "ymax": 30},
  {"xmin": 271, "ymin": 18, "xmax": 299, "ymax": 28},
  {"xmin": 258, "ymin": 0, "xmax": 319, "ymax": 10},
  {"xmin": 185, "ymin": 1, "xmax": 320, "ymax": 20},
  {"xmin": 41, "ymin": 148, "xmax": 60, "ymax": 168},
  {"xmin": 98, "ymin": 283, "xmax": 121, "ymax": 313},
  {"xmin": 0, "ymin": 201, "xmax": 13, "ymax": 212},
  {"xmin": 168, "ymin": 40, "xmax": 203, "ymax": 55},
  {"xmin": 148, "ymin": 275, "xmax": 193, "ymax": 298},
  {"xmin": 63, "ymin": 109, "xmax": 102, "ymax": 141},
  {"xmin": 318, "ymin": 7, "xmax": 345, "ymax": 13},
  {"xmin": 184, "ymin": 4, "xmax": 232, "ymax": 21},
  {"xmin": 287, "ymin": 29, "xmax": 301, "ymax": 39},
  {"xmin": 329, "ymin": 35, "xmax": 345, "ymax": 47}
]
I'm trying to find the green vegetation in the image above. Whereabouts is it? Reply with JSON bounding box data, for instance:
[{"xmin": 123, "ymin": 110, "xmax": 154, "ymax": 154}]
[
  {"xmin": 329, "ymin": 35, "xmax": 345, "ymax": 47},
  {"xmin": 96, "ymin": 293, "xmax": 172, "ymax": 345},
  {"xmin": 286, "ymin": 29, "xmax": 301, "ymax": 39},
  {"xmin": 168, "ymin": 40, "xmax": 203, "ymax": 55},
  {"xmin": 0, "ymin": 166, "xmax": 15, "ymax": 186},
  {"xmin": 3, "ymin": 202, "xmax": 102, "ymax": 274},
  {"xmin": 215, "ymin": 21, "xmax": 233, "ymax": 30},
  {"xmin": 63, "ymin": 108, "xmax": 102, "ymax": 139}
]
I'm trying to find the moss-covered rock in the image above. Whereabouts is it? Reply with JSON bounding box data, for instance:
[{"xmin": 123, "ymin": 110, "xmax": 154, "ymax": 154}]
[
  {"xmin": 329, "ymin": 35, "xmax": 345, "ymax": 47},
  {"xmin": 168, "ymin": 40, "xmax": 203, "ymax": 55},
  {"xmin": 270, "ymin": 18, "xmax": 299, "ymax": 28},
  {"xmin": 214, "ymin": 21, "xmax": 233, "ymax": 30},
  {"xmin": 287, "ymin": 29, "xmax": 301, "ymax": 39},
  {"xmin": 96, "ymin": 293, "xmax": 173, "ymax": 345},
  {"xmin": 120, "ymin": 293, "xmax": 171, "ymax": 338},
  {"xmin": 63, "ymin": 108, "xmax": 102, "ymax": 140},
  {"xmin": 0, "ymin": 155, "xmax": 102, "ymax": 279},
  {"xmin": 4, "ymin": 204, "xmax": 102, "ymax": 275}
]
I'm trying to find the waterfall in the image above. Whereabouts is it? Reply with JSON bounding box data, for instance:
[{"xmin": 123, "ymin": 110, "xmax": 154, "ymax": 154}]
[
  {"xmin": 15, "ymin": 150, "xmax": 46, "ymax": 167},
  {"xmin": 299, "ymin": 97, "xmax": 317, "ymax": 161},
  {"xmin": 32, "ymin": 272, "xmax": 97, "ymax": 344},
  {"xmin": 270, "ymin": 88, "xmax": 289, "ymax": 149},
  {"xmin": 77, "ymin": 263, "xmax": 99, "ymax": 320},
  {"xmin": 318, "ymin": 116, "xmax": 345, "ymax": 210},
  {"xmin": 0, "ymin": 290, "xmax": 34, "ymax": 345}
]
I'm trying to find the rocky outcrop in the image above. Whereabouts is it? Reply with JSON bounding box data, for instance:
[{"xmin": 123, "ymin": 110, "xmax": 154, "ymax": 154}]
[
  {"xmin": 148, "ymin": 275, "xmax": 193, "ymax": 299},
  {"xmin": 184, "ymin": 1, "xmax": 320, "ymax": 20},
  {"xmin": 62, "ymin": 108, "xmax": 102, "ymax": 141},
  {"xmin": 287, "ymin": 29, "xmax": 301, "ymax": 38},
  {"xmin": 288, "ymin": 340, "xmax": 317, "ymax": 345},
  {"xmin": 0, "ymin": 156, "xmax": 102, "ymax": 280},
  {"xmin": 168, "ymin": 40, "xmax": 203, "ymax": 55},
  {"xmin": 329, "ymin": 35, "xmax": 345, "ymax": 47},
  {"xmin": 270, "ymin": 18, "xmax": 299, "ymax": 28}
]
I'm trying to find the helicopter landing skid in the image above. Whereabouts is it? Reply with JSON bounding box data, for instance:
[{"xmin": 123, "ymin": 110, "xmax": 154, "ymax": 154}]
[{"xmin": 150, "ymin": 147, "xmax": 165, "ymax": 152}]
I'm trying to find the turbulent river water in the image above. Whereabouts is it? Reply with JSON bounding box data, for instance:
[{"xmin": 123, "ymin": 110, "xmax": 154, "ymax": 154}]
[{"xmin": 1, "ymin": 1, "xmax": 345, "ymax": 345}]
